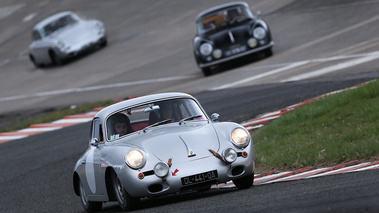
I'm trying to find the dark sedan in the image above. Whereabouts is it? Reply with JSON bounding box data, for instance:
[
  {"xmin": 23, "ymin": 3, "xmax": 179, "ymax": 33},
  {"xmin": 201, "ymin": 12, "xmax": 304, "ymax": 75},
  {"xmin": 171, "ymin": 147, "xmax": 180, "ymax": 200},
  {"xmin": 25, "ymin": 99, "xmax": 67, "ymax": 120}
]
[{"xmin": 193, "ymin": 1, "xmax": 274, "ymax": 76}]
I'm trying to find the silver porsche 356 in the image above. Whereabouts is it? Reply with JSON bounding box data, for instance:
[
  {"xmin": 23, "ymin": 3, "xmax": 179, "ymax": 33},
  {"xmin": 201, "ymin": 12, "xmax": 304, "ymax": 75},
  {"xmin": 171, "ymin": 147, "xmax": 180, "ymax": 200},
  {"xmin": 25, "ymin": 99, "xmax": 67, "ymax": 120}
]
[
  {"xmin": 73, "ymin": 92, "xmax": 255, "ymax": 212},
  {"xmin": 28, "ymin": 11, "xmax": 107, "ymax": 68}
]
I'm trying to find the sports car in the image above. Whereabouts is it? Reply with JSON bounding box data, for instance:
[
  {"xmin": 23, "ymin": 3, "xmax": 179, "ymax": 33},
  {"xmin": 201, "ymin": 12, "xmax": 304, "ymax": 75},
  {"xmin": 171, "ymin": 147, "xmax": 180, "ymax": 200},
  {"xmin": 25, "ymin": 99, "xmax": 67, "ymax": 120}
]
[
  {"xmin": 73, "ymin": 92, "xmax": 254, "ymax": 212},
  {"xmin": 193, "ymin": 1, "xmax": 274, "ymax": 76},
  {"xmin": 28, "ymin": 11, "xmax": 107, "ymax": 68}
]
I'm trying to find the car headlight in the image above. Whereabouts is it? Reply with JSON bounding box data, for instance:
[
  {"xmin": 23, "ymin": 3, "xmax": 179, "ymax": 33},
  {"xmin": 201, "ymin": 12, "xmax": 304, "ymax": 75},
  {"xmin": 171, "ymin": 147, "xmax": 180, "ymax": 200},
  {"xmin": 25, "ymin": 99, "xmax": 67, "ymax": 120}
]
[
  {"xmin": 200, "ymin": 43, "xmax": 213, "ymax": 56},
  {"xmin": 253, "ymin": 27, "xmax": 266, "ymax": 40},
  {"xmin": 223, "ymin": 148, "xmax": 237, "ymax": 163},
  {"xmin": 231, "ymin": 128, "xmax": 250, "ymax": 148},
  {"xmin": 57, "ymin": 40, "xmax": 66, "ymax": 50},
  {"xmin": 125, "ymin": 150, "xmax": 145, "ymax": 169},
  {"xmin": 154, "ymin": 162, "xmax": 169, "ymax": 178}
]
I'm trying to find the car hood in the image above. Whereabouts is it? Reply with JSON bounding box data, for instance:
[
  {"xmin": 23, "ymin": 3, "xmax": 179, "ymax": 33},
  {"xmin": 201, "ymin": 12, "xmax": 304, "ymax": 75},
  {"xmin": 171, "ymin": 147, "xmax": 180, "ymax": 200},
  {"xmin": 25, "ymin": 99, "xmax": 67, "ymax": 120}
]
[
  {"xmin": 206, "ymin": 24, "xmax": 251, "ymax": 47},
  {"xmin": 125, "ymin": 122, "xmax": 220, "ymax": 163},
  {"xmin": 49, "ymin": 21, "xmax": 97, "ymax": 45}
]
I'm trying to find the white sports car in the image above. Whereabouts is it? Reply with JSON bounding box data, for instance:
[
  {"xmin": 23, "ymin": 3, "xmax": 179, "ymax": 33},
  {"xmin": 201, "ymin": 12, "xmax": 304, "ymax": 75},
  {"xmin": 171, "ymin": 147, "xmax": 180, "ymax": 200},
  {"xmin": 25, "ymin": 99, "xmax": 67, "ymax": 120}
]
[
  {"xmin": 28, "ymin": 11, "xmax": 107, "ymax": 68},
  {"xmin": 73, "ymin": 92, "xmax": 255, "ymax": 212}
]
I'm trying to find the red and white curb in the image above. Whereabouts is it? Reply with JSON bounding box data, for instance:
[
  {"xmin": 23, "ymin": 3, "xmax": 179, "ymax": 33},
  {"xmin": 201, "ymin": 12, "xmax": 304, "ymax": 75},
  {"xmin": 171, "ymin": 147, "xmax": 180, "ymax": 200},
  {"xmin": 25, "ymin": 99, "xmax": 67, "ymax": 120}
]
[
  {"xmin": 0, "ymin": 109, "xmax": 100, "ymax": 144},
  {"xmin": 213, "ymin": 160, "xmax": 379, "ymax": 188}
]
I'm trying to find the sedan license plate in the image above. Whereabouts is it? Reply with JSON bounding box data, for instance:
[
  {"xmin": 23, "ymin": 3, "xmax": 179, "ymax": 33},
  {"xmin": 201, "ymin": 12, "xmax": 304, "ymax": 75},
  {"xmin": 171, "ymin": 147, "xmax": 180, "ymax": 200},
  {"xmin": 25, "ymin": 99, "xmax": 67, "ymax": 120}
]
[{"xmin": 181, "ymin": 170, "xmax": 218, "ymax": 186}]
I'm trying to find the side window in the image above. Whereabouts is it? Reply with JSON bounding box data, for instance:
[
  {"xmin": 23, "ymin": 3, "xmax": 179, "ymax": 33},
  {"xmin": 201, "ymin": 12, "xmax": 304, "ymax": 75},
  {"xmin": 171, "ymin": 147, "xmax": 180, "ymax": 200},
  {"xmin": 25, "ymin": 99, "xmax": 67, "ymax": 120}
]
[
  {"xmin": 32, "ymin": 30, "xmax": 42, "ymax": 41},
  {"xmin": 91, "ymin": 118, "xmax": 104, "ymax": 142}
]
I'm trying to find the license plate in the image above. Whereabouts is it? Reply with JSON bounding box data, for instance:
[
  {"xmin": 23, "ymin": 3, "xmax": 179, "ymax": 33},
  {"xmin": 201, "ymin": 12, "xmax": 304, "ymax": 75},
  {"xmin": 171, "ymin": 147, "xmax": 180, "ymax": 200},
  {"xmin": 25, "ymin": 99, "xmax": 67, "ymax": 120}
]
[
  {"xmin": 181, "ymin": 170, "xmax": 218, "ymax": 186},
  {"xmin": 225, "ymin": 45, "xmax": 247, "ymax": 57}
]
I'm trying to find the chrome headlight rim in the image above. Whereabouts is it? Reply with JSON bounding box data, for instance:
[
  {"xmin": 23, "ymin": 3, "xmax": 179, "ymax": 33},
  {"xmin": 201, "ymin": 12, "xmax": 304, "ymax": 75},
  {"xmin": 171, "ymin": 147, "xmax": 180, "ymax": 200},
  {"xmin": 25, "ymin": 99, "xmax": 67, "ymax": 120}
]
[
  {"xmin": 253, "ymin": 27, "xmax": 267, "ymax": 40},
  {"xmin": 199, "ymin": 43, "xmax": 213, "ymax": 56},
  {"xmin": 125, "ymin": 150, "xmax": 146, "ymax": 169},
  {"xmin": 154, "ymin": 162, "xmax": 169, "ymax": 178},
  {"xmin": 231, "ymin": 127, "xmax": 250, "ymax": 148},
  {"xmin": 223, "ymin": 148, "xmax": 237, "ymax": 163}
]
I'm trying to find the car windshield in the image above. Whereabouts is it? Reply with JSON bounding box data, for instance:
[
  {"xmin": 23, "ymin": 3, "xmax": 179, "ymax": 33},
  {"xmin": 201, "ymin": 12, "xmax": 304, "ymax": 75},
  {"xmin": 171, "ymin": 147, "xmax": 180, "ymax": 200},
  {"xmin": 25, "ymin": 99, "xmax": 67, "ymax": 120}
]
[
  {"xmin": 197, "ymin": 5, "xmax": 253, "ymax": 34},
  {"xmin": 41, "ymin": 14, "xmax": 78, "ymax": 37},
  {"xmin": 106, "ymin": 98, "xmax": 207, "ymax": 141}
]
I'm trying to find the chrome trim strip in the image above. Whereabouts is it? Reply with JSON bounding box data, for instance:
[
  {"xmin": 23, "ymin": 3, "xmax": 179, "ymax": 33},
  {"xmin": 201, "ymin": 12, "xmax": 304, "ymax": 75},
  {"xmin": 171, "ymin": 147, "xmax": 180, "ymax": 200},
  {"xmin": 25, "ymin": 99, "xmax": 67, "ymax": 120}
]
[{"xmin": 179, "ymin": 136, "xmax": 196, "ymax": 157}]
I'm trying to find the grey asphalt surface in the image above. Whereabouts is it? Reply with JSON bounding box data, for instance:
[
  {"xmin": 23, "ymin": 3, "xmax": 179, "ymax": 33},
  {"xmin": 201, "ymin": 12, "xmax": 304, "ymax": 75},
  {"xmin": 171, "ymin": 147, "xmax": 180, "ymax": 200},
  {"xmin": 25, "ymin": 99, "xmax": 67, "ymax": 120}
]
[{"xmin": 1, "ymin": 0, "xmax": 379, "ymax": 212}]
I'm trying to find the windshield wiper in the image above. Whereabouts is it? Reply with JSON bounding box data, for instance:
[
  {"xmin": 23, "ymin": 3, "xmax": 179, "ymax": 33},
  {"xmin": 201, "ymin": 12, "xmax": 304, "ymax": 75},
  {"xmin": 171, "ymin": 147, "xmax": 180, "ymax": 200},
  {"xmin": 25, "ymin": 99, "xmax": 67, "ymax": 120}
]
[
  {"xmin": 143, "ymin": 119, "xmax": 172, "ymax": 132},
  {"xmin": 179, "ymin": 115, "xmax": 202, "ymax": 125}
]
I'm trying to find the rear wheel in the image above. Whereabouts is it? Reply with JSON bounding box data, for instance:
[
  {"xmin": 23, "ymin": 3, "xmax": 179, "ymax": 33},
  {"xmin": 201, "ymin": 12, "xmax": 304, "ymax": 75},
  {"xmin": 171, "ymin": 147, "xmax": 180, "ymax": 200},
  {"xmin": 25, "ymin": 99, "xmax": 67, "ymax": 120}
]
[
  {"xmin": 233, "ymin": 173, "xmax": 254, "ymax": 189},
  {"xmin": 79, "ymin": 179, "xmax": 102, "ymax": 213},
  {"xmin": 112, "ymin": 171, "xmax": 139, "ymax": 211}
]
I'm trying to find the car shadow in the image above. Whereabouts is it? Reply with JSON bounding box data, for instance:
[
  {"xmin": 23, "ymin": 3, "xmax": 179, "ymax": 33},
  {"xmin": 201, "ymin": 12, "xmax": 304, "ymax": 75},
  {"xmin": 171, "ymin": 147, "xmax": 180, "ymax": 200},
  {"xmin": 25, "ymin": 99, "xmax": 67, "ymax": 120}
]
[{"xmin": 99, "ymin": 187, "xmax": 237, "ymax": 212}]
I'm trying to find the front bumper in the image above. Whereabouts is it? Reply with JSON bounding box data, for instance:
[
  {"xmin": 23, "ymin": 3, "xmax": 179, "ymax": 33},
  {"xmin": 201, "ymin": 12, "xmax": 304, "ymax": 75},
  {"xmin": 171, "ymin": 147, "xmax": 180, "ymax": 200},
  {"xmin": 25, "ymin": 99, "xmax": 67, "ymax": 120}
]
[
  {"xmin": 58, "ymin": 35, "xmax": 107, "ymax": 59},
  {"xmin": 198, "ymin": 41, "xmax": 274, "ymax": 68},
  {"xmin": 118, "ymin": 150, "xmax": 255, "ymax": 198}
]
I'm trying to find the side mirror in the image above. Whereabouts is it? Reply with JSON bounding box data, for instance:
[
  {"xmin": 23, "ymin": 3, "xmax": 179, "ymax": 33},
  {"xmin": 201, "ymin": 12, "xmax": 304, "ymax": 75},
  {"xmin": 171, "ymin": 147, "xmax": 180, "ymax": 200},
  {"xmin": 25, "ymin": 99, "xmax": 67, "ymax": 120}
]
[
  {"xmin": 89, "ymin": 138, "xmax": 99, "ymax": 147},
  {"xmin": 257, "ymin": 10, "xmax": 262, "ymax": 18},
  {"xmin": 211, "ymin": 113, "xmax": 219, "ymax": 122}
]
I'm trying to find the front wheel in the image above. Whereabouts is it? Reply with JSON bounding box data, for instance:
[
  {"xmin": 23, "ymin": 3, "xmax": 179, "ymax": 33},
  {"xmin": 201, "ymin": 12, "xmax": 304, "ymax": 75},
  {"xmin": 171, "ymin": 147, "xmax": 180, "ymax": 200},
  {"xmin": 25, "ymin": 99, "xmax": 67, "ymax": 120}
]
[
  {"xmin": 233, "ymin": 173, "xmax": 254, "ymax": 189},
  {"xmin": 112, "ymin": 171, "xmax": 139, "ymax": 211},
  {"xmin": 202, "ymin": 67, "xmax": 212, "ymax": 76},
  {"xmin": 49, "ymin": 51, "xmax": 64, "ymax": 66},
  {"xmin": 79, "ymin": 179, "xmax": 102, "ymax": 213},
  {"xmin": 29, "ymin": 54, "xmax": 42, "ymax": 68}
]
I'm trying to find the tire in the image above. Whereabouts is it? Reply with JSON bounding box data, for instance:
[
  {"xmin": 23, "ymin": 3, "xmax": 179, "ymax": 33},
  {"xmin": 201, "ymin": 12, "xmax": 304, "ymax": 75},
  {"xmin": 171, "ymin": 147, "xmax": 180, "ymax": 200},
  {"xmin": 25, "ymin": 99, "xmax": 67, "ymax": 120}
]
[
  {"xmin": 112, "ymin": 171, "xmax": 139, "ymax": 211},
  {"xmin": 79, "ymin": 179, "xmax": 102, "ymax": 213},
  {"xmin": 264, "ymin": 48, "xmax": 273, "ymax": 57},
  {"xmin": 49, "ymin": 51, "xmax": 63, "ymax": 66},
  {"xmin": 232, "ymin": 173, "xmax": 254, "ymax": 189},
  {"xmin": 99, "ymin": 39, "xmax": 107, "ymax": 48},
  {"xmin": 29, "ymin": 55, "xmax": 41, "ymax": 68},
  {"xmin": 202, "ymin": 67, "xmax": 212, "ymax": 76}
]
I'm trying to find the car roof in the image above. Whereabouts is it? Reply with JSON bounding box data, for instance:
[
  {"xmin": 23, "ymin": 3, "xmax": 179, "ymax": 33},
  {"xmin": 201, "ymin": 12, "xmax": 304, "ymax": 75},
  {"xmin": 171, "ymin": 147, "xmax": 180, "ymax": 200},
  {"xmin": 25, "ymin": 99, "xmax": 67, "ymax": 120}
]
[
  {"xmin": 195, "ymin": 1, "xmax": 250, "ymax": 22},
  {"xmin": 95, "ymin": 92, "xmax": 197, "ymax": 120},
  {"xmin": 33, "ymin": 11, "xmax": 76, "ymax": 30}
]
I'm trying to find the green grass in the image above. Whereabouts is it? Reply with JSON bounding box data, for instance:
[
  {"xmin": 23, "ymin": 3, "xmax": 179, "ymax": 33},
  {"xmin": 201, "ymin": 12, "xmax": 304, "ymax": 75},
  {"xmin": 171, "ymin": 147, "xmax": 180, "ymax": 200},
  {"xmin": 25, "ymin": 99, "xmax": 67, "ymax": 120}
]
[
  {"xmin": 1, "ymin": 100, "xmax": 116, "ymax": 133},
  {"xmin": 252, "ymin": 80, "xmax": 379, "ymax": 171}
]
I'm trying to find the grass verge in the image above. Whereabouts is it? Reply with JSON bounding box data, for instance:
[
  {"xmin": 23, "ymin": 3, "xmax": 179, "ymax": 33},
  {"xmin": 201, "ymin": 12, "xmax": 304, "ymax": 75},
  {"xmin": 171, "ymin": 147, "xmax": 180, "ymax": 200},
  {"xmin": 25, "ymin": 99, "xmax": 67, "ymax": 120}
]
[{"xmin": 252, "ymin": 80, "xmax": 379, "ymax": 171}]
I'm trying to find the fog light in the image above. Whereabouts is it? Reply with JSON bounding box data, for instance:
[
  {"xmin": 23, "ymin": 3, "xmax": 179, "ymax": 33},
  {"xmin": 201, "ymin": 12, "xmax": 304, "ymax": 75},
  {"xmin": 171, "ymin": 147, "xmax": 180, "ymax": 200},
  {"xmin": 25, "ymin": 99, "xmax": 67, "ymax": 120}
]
[
  {"xmin": 154, "ymin": 162, "xmax": 169, "ymax": 178},
  {"xmin": 213, "ymin": 49, "xmax": 222, "ymax": 59},
  {"xmin": 248, "ymin": 38, "xmax": 257, "ymax": 48},
  {"xmin": 223, "ymin": 148, "xmax": 237, "ymax": 163}
]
